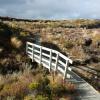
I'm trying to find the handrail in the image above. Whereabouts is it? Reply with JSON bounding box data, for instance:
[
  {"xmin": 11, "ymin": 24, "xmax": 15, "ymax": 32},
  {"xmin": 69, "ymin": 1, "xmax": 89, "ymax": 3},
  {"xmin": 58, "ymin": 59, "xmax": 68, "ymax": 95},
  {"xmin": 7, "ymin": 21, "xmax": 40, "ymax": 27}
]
[{"xmin": 26, "ymin": 42, "xmax": 73, "ymax": 79}]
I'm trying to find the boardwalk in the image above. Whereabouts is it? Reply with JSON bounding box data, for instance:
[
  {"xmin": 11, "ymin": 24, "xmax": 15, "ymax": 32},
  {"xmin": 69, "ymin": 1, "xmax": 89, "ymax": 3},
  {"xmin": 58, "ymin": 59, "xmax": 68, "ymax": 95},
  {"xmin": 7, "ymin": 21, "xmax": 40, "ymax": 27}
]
[
  {"xmin": 26, "ymin": 42, "xmax": 100, "ymax": 100},
  {"xmin": 66, "ymin": 71, "xmax": 100, "ymax": 100}
]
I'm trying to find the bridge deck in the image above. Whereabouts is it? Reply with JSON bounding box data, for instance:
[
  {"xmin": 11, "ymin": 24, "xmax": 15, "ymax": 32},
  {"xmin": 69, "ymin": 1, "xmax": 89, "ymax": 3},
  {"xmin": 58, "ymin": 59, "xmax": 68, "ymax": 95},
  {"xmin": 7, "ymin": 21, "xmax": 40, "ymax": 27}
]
[{"xmin": 66, "ymin": 71, "xmax": 100, "ymax": 100}]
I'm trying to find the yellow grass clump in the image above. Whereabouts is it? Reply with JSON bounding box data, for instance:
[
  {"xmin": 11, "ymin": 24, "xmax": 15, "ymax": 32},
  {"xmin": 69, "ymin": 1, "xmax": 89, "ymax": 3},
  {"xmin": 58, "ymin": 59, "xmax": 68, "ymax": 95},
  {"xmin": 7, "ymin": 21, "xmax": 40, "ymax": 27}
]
[{"xmin": 11, "ymin": 36, "xmax": 23, "ymax": 48}]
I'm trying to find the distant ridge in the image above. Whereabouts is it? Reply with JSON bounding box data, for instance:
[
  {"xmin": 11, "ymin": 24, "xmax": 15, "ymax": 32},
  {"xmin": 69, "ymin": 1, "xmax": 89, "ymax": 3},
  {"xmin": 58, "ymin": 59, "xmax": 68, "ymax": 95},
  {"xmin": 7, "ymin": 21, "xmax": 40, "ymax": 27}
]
[
  {"xmin": 0, "ymin": 16, "xmax": 38, "ymax": 22},
  {"xmin": 0, "ymin": 16, "xmax": 58, "ymax": 22},
  {"xmin": 1, "ymin": 16, "xmax": 100, "ymax": 29}
]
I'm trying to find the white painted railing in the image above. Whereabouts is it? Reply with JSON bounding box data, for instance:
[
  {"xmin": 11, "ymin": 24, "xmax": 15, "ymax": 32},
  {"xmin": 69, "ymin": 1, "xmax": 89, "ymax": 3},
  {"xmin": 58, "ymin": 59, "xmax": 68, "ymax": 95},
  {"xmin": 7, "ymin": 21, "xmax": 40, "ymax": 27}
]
[{"xmin": 26, "ymin": 42, "xmax": 73, "ymax": 79}]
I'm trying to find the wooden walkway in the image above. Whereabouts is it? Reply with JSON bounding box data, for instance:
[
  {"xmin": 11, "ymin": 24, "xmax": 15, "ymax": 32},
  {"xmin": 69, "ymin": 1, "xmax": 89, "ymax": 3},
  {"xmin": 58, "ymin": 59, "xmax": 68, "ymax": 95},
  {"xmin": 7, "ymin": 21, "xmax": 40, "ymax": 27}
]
[
  {"xmin": 66, "ymin": 71, "xmax": 100, "ymax": 100},
  {"xmin": 26, "ymin": 42, "xmax": 100, "ymax": 100}
]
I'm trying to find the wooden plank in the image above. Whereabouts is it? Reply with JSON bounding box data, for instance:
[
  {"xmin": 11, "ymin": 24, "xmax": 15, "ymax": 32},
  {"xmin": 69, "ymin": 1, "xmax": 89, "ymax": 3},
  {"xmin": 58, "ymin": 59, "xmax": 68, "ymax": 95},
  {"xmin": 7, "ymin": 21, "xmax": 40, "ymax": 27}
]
[
  {"xmin": 33, "ymin": 43, "xmax": 41, "ymax": 48},
  {"xmin": 42, "ymin": 57, "xmax": 49, "ymax": 64},
  {"xmin": 59, "ymin": 53, "xmax": 72, "ymax": 64},
  {"xmin": 42, "ymin": 62, "xmax": 50, "ymax": 69},
  {"xmin": 34, "ymin": 54, "xmax": 40, "ymax": 59},
  {"xmin": 34, "ymin": 58, "xmax": 40, "ymax": 64},
  {"xmin": 34, "ymin": 49, "xmax": 40, "ymax": 54},
  {"xmin": 59, "ymin": 53, "xmax": 68, "ymax": 60},
  {"xmin": 27, "ymin": 42, "xmax": 34, "ymax": 46},
  {"xmin": 52, "ymin": 49, "xmax": 58, "ymax": 54},
  {"xmin": 27, "ymin": 47, "xmax": 33, "ymax": 51},
  {"xmin": 58, "ymin": 60, "xmax": 66, "ymax": 67},
  {"xmin": 42, "ymin": 52, "xmax": 50, "ymax": 58},
  {"xmin": 27, "ymin": 51, "xmax": 33, "ymax": 55},
  {"xmin": 52, "ymin": 56, "xmax": 56, "ymax": 60},
  {"xmin": 57, "ymin": 66, "xmax": 65, "ymax": 74},
  {"xmin": 27, "ymin": 54, "xmax": 33, "ymax": 59},
  {"xmin": 42, "ymin": 46, "xmax": 51, "ymax": 51}
]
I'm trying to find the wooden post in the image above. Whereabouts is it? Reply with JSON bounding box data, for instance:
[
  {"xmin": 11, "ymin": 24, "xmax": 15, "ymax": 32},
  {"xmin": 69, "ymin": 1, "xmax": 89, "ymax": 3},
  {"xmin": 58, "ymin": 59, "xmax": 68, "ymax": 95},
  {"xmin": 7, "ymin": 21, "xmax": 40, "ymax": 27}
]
[
  {"xmin": 63, "ymin": 60, "xmax": 68, "ymax": 80},
  {"xmin": 32, "ymin": 45, "xmax": 34, "ymax": 62},
  {"xmin": 26, "ymin": 42, "xmax": 28, "ymax": 54},
  {"xmin": 67, "ymin": 67, "xmax": 72, "ymax": 79},
  {"xmin": 67, "ymin": 59, "xmax": 72, "ymax": 79},
  {"xmin": 40, "ymin": 46, "xmax": 42, "ymax": 65},
  {"xmin": 55, "ymin": 52, "xmax": 59, "ymax": 74},
  {"xmin": 49, "ymin": 49, "xmax": 52, "ymax": 71}
]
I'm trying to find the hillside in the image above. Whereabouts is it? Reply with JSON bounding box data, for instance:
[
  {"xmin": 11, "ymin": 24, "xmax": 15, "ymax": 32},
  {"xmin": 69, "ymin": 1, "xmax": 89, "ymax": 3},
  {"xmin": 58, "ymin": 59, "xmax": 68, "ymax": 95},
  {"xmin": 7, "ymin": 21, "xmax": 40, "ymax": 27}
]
[{"xmin": 0, "ymin": 17, "xmax": 100, "ymax": 99}]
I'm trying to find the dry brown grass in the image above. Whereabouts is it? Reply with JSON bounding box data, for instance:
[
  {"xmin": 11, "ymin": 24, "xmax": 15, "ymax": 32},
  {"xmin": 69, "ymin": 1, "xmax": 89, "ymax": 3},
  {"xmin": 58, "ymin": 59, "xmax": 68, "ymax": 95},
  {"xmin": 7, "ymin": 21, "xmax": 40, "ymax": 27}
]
[
  {"xmin": 11, "ymin": 36, "xmax": 23, "ymax": 48},
  {"xmin": 0, "ymin": 70, "xmax": 34, "ymax": 99},
  {"xmin": 20, "ymin": 31, "xmax": 29, "ymax": 37}
]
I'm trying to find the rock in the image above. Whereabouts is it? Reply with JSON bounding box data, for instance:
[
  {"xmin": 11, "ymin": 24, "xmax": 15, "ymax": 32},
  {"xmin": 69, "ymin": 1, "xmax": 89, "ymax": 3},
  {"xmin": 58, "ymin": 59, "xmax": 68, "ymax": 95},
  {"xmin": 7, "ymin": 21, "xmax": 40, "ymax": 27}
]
[{"xmin": 84, "ymin": 37, "xmax": 92, "ymax": 46}]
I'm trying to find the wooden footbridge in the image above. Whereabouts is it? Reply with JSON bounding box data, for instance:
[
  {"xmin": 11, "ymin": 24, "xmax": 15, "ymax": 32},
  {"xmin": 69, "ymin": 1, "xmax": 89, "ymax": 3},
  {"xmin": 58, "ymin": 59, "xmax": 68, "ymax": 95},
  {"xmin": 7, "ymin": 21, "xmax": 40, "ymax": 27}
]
[{"xmin": 26, "ymin": 42, "xmax": 100, "ymax": 100}]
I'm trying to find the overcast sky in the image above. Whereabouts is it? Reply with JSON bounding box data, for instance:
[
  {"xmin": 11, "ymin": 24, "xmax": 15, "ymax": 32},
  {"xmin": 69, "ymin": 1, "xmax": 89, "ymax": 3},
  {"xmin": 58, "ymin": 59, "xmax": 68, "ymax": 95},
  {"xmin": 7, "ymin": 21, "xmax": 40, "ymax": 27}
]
[{"xmin": 0, "ymin": 0, "xmax": 100, "ymax": 19}]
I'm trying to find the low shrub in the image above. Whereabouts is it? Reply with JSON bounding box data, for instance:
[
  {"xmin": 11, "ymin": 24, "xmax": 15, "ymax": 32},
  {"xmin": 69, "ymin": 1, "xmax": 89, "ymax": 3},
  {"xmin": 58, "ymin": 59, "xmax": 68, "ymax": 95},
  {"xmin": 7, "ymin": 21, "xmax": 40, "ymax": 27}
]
[
  {"xmin": 20, "ymin": 31, "xmax": 29, "ymax": 37},
  {"xmin": 35, "ymin": 95, "xmax": 49, "ymax": 100},
  {"xmin": 24, "ymin": 95, "xmax": 35, "ymax": 100},
  {"xmin": 37, "ymin": 77, "xmax": 51, "ymax": 96},
  {"xmin": 64, "ymin": 41, "xmax": 74, "ymax": 49},
  {"xmin": 50, "ymin": 84, "xmax": 65, "ymax": 97},
  {"xmin": 29, "ymin": 82, "xmax": 39, "ymax": 90}
]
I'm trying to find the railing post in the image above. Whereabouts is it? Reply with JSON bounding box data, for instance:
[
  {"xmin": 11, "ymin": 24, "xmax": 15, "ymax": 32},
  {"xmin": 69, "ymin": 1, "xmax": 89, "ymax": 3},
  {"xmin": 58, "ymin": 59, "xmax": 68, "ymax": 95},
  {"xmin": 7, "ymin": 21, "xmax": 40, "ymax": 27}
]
[
  {"xmin": 49, "ymin": 49, "xmax": 52, "ymax": 71},
  {"xmin": 55, "ymin": 52, "xmax": 59, "ymax": 71},
  {"xmin": 67, "ymin": 67, "xmax": 71, "ymax": 78},
  {"xmin": 40, "ymin": 46, "xmax": 42, "ymax": 65},
  {"xmin": 26, "ymin": 42, "xmax": 28, "ymax": 54},
  {"xmin": 32, "ymin": 45, "xmax": 34, "ymax": 62},
  {"xmin": 63, "ymin": 60, "xmax": 68, "ymax": 80}
]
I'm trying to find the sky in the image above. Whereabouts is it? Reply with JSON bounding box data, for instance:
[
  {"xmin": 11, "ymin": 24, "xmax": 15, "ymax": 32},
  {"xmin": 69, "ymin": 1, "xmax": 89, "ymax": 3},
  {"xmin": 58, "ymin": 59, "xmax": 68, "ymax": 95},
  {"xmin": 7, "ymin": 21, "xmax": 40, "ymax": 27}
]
[{"xmin": 0, "ymin": 0, "xmax": 100, "ymax": 19}]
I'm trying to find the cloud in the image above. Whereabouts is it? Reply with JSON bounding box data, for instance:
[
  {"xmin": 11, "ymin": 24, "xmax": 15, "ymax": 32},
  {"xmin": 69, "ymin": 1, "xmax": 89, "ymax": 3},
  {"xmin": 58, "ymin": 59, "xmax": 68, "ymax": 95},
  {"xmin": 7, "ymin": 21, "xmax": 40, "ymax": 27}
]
[{"xmin": 0, "ymin": 0, "xmax": 100, "ymax": 19}]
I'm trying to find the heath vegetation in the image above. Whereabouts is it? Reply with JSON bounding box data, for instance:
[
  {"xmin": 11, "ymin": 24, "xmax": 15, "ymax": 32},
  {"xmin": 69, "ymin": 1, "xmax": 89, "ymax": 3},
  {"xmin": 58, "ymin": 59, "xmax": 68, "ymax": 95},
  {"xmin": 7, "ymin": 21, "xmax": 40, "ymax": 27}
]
[{"xmin": 0, "ymin": 17, "xmax": 100, "ymax": 100}]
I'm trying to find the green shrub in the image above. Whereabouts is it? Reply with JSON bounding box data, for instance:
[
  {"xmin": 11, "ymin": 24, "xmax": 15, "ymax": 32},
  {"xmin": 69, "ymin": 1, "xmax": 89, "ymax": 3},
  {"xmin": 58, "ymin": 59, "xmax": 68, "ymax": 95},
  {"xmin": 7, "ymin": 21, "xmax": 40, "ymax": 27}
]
[
  {"xmin": 51, "ymin": 84, "xmax": 65, "ymax": 97},
  {"xmin": 20, "ymin": 31, "xmax": 29, "ymax": 37},
  {"xmin": 35, "ymin": 95, "xmax": 48, "ymax": 100},
  {"xmin": 29, "ymin": 82, "xmax": 39, "ymax": 90},
  {"xmin": 6, "ymin": 96, "xmax": 16, "ymax": 100},
  {"xmin": 40, "ymin": 77, "xmax": 50, "ymax": 86},
  {"xmin": 37, "ymin": 77, "xmax": 50, "ymax": 94}
]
